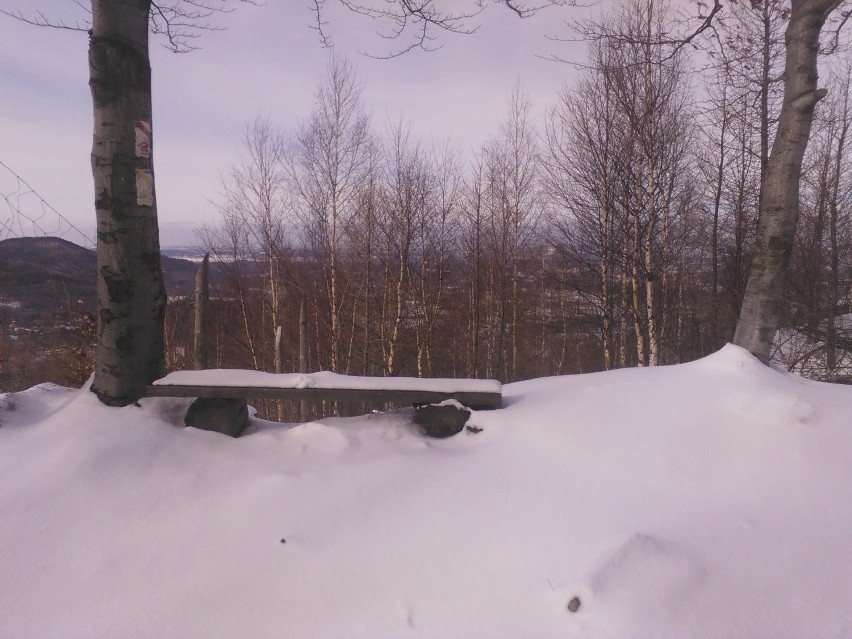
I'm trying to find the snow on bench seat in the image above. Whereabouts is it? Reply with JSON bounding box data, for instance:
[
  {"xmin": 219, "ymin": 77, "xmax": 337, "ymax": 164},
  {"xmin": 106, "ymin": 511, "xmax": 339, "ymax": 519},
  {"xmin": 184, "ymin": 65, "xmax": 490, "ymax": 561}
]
[{"xmin": 147, "ymin": 370, "xmax": 502, "ymax": 409}]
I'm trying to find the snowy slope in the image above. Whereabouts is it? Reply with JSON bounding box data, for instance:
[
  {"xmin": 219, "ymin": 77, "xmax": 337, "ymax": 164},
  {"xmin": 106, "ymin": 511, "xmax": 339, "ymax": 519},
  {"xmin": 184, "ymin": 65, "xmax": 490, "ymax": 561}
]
[{"xmin": 1, "ymin": 345, "xmax": 851, "ymax": 639}]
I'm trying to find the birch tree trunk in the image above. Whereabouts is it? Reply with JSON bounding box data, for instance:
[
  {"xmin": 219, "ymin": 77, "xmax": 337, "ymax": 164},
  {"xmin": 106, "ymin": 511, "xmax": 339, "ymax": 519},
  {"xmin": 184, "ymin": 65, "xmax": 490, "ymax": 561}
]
[
  {"xmin": 733, "ymin": 0, "xmax": 839, "ymax": 361},
  {"xmin": 193, "ymin": 253, "xmax": 209, "ymax": 369},
  {"xmin": 631, "ymin": 207, "xmax": 646, "ymax": 366},
  {"xmin": 89, "ymin": 0, "xmax": 166, "ymax": 405},
  {"xmin": 290, "ymin": 55, "xmax": 370, "ymax": 374},
  {"xmin": 299, "ymin": 297, "xmax": 309, "ymax": 421}
]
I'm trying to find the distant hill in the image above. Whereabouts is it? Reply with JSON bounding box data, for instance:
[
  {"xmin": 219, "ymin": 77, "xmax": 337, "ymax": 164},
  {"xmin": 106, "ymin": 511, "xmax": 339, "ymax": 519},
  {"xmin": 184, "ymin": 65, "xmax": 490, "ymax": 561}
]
[{"xmin": 0, "ymin": 237, "xmax": 197, "ymax": 325}]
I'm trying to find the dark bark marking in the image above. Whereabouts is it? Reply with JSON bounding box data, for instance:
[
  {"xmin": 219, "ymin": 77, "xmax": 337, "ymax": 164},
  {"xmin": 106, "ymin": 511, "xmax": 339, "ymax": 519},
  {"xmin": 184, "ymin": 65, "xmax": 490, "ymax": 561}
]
[
  {"xmin": 101, "ymin": 266, "xmax": 134, "ymax": 304},
  {"xmin": 88, "ymin": 35, "xmax": 151, "ymax": 108}
]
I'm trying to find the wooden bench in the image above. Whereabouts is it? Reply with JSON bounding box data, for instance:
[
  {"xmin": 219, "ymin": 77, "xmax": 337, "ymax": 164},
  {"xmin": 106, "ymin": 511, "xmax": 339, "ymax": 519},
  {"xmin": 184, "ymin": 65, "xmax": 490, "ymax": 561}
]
[
  {"xmin": 147, "ymin": 369, "xmax": 502, "ymax": 409},
  {"xmin": 146, "ymin": 370, "xmax": 502, "ymax": 437}
]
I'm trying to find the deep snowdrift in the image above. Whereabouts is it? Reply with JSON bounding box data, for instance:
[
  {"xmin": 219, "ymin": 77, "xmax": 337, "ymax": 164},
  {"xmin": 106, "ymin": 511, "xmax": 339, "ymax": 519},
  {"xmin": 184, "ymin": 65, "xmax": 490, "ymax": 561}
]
[{"xmin": 1, "ymin": 345, "xmax": 851, "ymax": 638}]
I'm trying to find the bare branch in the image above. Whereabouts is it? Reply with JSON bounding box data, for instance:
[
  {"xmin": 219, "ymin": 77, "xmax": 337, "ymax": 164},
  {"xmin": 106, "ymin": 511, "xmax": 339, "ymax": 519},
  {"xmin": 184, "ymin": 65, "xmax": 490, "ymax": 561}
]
[
  {"xmin": 311, "ymin": 0, "xmax": 566, "ymax": 58},
  {"xmin": 1, "ymin": 1, "xmax": 260, "ymax": 53},
  {"xmin": 547, "ymin": 0, "xmax": 724, "ymax": 68},
  {"xmin": 150, "ymin": 0, "xmax": 235, "ymax": 52},
  {"xmin": 0, "ymin": 8, "xmax": 88, "ymax": 33},
  {"xmin": 823, "ymin": 4, "xmax": 851, "ymax": 55},
  {"xmin": 310, "ymin": 0, "xmax": 334, "ymax": 48}
]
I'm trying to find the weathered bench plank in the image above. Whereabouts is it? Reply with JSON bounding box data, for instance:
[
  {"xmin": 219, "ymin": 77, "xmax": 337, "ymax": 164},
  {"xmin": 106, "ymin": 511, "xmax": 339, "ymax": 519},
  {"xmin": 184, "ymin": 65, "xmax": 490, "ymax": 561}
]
[
  {"xmin": 145, "ymin": 385, "xmax": 501, "ymax": 409},
  {"xmin": 146, "ymin": 370, "xmax": 502, "ymax": 410}
]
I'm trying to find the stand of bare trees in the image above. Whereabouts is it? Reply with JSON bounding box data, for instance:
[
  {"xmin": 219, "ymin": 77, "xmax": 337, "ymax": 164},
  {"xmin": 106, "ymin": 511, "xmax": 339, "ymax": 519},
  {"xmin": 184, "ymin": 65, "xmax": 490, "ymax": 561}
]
[
  {"xmin": 161, "ymin": 0, "xmax": 852, "ymax": 412},
  {"xmin": 544, "ymin": 0, "xmax": 697, "ymax": 369},
  {"xmin": 9, "ymin": 0, "xmax": 852, "ymax": 409}
]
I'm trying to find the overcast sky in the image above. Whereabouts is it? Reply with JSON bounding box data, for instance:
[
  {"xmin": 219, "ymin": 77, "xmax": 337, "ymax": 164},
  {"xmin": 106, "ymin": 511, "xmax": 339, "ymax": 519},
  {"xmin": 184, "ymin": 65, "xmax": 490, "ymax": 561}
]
[{"xmin": 0, "ymin": 2, "xmax": 602, "ymax": 247}]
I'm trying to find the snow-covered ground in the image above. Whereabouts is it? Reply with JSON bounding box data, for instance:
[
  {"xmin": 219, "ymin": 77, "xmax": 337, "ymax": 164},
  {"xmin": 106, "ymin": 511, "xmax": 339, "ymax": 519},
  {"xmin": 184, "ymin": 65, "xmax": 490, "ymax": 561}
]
[{"xmin": 1, "ymin": 345, "xmax": 851, "ymax": 638}]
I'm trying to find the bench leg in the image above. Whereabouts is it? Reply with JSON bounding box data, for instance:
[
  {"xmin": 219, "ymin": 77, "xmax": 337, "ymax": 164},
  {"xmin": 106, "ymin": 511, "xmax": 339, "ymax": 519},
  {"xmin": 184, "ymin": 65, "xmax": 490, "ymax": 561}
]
[
  {"xmin": 413, "ymin": 403, "xmax": 471, "ymax": 438},
  {"xmin": 185, "ymin": 397, "xmax": 249, "ymax": 438}
]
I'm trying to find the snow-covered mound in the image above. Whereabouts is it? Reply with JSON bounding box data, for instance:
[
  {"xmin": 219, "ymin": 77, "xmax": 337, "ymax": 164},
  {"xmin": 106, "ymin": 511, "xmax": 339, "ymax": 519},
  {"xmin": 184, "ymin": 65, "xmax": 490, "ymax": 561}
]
[{"xmin": 1, "ymin": 345, "xmax": 851, "ymax": 638}]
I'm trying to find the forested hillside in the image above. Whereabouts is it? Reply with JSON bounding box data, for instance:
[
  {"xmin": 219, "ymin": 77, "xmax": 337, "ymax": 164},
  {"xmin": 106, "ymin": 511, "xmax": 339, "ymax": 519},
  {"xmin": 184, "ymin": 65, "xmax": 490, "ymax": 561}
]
[{"xmin": 0, "ymin": 237, "xmax": 196, "ymax": 390}]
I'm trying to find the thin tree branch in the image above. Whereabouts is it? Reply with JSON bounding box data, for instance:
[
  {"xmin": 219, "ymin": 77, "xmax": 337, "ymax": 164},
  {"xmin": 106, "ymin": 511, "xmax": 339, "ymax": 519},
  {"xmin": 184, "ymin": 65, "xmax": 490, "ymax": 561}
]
[
  {"xmin": 1, "ymin": 2, "xmax": 260, "ymax": 53},
  {"xmin": 547, "ymin": 0, "xmax": 724, "ymax": 68},
  {"xmin": 311, "ymin": 0, "xmax": 566, "ymax": 58},
  {"xmin": 0, "ymin": 8, "xmax": 88, "ymax": 32}
]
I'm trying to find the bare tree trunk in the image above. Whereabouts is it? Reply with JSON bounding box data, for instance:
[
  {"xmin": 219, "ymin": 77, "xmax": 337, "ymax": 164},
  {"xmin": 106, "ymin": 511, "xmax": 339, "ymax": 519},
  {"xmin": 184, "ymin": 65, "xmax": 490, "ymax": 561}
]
[
  {"xmin": 757, "ymin": 0, "xmax": 773, "ymax": 224},
  {"xmin": 619, "ymin": 216, "xmax": 630, "ymax": 366},
  {"xmin": 299, "ymin": 297, "xmax": 308, "ymax": 421},
  {"xmin": 733, "ymin": 0, "xmax": 837, "ymax": 361},
  {"xmin": 641, "ymin": 9, "xmax": 658, "ymax": 368},
  {"xmin": 386, "ymin": 252, "xmax": 406, "ymax": 376},
  {"xmin": 644, "ymin": 169, "xmax": 658, "ymax": 366},
  {"xmin": 362, "ymin": 192, "xmax": 374, "ymax": 376},
  {"xmin": 329, "ymin": 228, "xmax": 339, "ymax": 372},
  {"xmin": 290, "ymin": 55, "xmax": 370, "ymax": 375},
  {"xmin": 470, "ymin": 193, "xmax": 483, "ymax": 377},
  {"xmin": 89, "ymin": 0, "xmax": 166, "ymax": 405},
  {"xmin": 710, "ymin": 82, "xmax": 729, "ymax": 345},
  {"xmin": 274, "ymin": 324, "xmax": 284, "ymax": 420},
  {"xmin": 510, "ymin": 255, "xmax": 519, "ymax": 380},
  {"xmin": 631, "ymin": 209, "xmax": 646, "ymax": 366},
  {"xmin": 194, "ymin": 253, "xmax": 209, "ymax": 369},
  {"xmin": 237, "ymin": 280, "xmax": 260, "ymax": 371},
  {"xmin": 268, "ymin": 252, "xmax": 281, "ymax": 363},
  {"xmin": 274, "ymin": 325, "xmax": 283, "ymax": 374},
  {"xmin": 557, "ymin": 290, "xmax": 568, "ymax": 374}
]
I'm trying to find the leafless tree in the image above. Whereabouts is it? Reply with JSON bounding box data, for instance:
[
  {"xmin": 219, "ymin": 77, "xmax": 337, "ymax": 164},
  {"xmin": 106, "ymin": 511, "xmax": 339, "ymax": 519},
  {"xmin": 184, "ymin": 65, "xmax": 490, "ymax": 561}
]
[
  {"xmin": 373, "ymin": 120, "xmax": 428, "ymax": 376},
  {"xmin": 344, "ymin": 141, "xmax": 382, "ymax": 376},
  {"xmin": 217, "ymin": 116, "xmax": 292, "ymax": 372},
  {"xmin": 544, "ymin": 40, "xmax": 625, "ymax": 369},
  {"xmin": 412, "ymin": 143, "xmax": 461, "ymax": 376},
  {"xmin": 460, "ymin": 155, "xmax": 488, "ymax": 377},
  {"xmin": 783, "ymin": 61, "xmax": 852, "ymax": 377},
  {"xmin": 550, "ymin": 0, "xmax": 695, "ymax": 367},
  {"xmin": 733, "ymin": 0, "xmax": 846, "ymax": 361},
  {"xmin": 289, "ymin": 54, "xmax": 372, "ymax": 373}
]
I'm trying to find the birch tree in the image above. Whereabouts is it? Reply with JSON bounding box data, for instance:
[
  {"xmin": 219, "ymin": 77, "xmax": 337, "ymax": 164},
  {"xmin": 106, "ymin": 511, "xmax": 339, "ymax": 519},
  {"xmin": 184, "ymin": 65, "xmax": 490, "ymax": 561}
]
[
  {"xmin": 374, "ymin": 121, "xmax": 427, "ymax": 376},
  {"xmin": 733, "ymin": 0, "xmax": 844, "ymax": 361},
  {"xmin": 218, "ymin": 116, "xmax": 291, "ymax": 372},
  {"xmin": 544, "ymin": 41, "xmax": 624, "ymax": 369},
  {"xmin": 461, "ymin": 156, "xmax": 488, "ymax": 377},
  {"xmin": 557, "ymin": 0, "xmax": 695, "ymax": 368},
  {"xmin": 290, "ymin": 54, "xmax": 372, "ymax": 372},
  {"xmin": 605, "ymin": 0, "xmax": 693, "ymax": 366}
]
